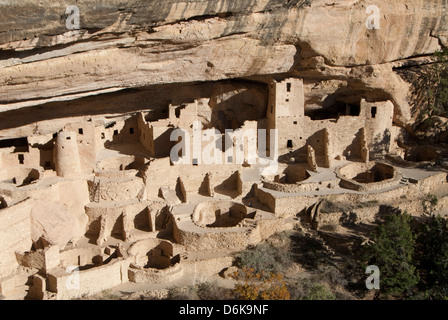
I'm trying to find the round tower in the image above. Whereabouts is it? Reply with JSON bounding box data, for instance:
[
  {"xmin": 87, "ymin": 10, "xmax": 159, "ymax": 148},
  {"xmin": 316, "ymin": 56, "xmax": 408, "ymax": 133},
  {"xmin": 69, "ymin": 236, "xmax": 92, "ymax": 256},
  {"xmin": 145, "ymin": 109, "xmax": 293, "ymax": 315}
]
[{"xmin": 54, "ymin": 131, "xmax": 82, "ymax": 178}]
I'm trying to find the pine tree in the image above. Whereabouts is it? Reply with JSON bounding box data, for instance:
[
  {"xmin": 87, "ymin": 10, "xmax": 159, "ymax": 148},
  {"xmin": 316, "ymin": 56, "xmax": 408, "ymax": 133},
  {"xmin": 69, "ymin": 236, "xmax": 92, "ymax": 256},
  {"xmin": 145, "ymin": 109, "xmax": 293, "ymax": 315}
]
[
  {"xmin": 416, "ymin": 215, "xmax": 448, "ymax": 299},
  {"xmin": 365, "ymin": 211, "xmax": 419, "ymax": 298}
]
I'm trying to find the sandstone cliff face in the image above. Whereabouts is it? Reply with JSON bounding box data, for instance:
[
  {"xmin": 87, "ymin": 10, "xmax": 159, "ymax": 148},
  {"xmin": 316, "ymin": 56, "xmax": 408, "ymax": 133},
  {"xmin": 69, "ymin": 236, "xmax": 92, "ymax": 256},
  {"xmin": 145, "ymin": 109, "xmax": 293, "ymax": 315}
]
[{"xmin": 0, "ymin": 0, "xmax": 447, "ymax": 130}]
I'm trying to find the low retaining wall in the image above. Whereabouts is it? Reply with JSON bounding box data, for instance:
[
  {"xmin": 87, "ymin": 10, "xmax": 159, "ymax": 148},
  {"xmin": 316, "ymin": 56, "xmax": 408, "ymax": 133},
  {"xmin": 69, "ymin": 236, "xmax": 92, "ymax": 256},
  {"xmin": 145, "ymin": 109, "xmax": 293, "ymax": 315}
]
[
  {"xmin": 183, "ymin": 256, "xmax": 234, "ymax": 277},
  {"xmin": 47, "ymin": 258, "xmax": 130, "ymax": 300}
]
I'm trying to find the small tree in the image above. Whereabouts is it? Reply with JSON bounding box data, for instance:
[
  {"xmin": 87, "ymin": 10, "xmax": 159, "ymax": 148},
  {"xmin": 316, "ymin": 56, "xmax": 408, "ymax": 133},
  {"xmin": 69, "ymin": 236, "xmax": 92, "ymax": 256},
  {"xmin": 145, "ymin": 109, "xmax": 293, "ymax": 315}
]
[{"xmin": 364, "ymin": 211, "xmax": 419, "ymax": 298}]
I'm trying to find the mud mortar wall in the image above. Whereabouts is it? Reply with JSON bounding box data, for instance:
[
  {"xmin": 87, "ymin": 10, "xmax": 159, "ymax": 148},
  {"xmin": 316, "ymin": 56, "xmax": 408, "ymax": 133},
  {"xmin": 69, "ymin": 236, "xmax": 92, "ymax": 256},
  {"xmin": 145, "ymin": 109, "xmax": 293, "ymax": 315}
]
[
  {"xmin": 173, "ymin": 227, "xmax": 249, "ymax": 253},
  {"xmin": 0, "ymin": 199, "xmax": 32, "ymax": 279}
]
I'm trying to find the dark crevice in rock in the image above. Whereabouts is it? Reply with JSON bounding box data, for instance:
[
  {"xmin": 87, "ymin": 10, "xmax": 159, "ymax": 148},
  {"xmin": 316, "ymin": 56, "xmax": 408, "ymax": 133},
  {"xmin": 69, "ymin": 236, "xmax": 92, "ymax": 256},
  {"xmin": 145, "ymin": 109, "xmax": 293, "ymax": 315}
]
[{"xmin": 0, "ymin": 86, "xmax": 127, "ymax": 105}]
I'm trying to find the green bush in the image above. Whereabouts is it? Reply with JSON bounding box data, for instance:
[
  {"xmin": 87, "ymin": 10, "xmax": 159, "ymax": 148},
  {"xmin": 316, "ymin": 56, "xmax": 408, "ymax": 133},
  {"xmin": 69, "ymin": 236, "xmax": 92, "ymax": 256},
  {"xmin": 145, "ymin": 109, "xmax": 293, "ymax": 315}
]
[
  {"xmin": 304, "ymin": 284, "xmax": 336, "ymax": 300},
  {"xmin": 287, "ymin": 279, "xmax": 336, "ymax": 300}
]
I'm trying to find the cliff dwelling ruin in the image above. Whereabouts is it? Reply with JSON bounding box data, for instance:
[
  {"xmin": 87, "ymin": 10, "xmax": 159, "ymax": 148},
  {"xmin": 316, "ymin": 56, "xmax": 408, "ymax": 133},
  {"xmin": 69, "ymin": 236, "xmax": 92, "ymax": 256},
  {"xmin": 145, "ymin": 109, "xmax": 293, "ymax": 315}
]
[
  {"xmin": 0, "ymin": 0, "xmax": 448, "ymax": 302},
  {"xmin": 1, "ymin": 75, "xmax": 447, "ymax": 300}
]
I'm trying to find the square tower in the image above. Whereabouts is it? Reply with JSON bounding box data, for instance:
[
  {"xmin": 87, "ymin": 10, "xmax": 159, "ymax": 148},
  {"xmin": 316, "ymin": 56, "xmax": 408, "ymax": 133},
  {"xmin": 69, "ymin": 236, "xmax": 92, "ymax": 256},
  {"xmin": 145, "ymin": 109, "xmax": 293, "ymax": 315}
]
[
  {"xmin": 267, "ymin": 78, "xmax": 305, "ymax": 156},
  {"xmin": 267, "ymin": 78, "xmax": 304, "ymax": 120}
]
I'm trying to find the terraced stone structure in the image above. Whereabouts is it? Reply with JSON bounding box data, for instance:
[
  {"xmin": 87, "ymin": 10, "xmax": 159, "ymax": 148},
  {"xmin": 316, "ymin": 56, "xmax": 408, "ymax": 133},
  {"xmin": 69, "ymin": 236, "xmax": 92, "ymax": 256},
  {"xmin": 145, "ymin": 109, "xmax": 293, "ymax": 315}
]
[{"xmin": 0, "ymin": 0, "xmax": 448, "ymax": 300}]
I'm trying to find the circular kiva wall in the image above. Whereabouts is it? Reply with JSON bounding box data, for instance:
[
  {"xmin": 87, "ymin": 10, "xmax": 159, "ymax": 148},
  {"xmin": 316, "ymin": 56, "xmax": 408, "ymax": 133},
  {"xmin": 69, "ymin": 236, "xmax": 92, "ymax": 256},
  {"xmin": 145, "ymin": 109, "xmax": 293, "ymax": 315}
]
[
  {"xmin": 0, "ymin": 167, "xmax": 40, "ymax": 187},
  {"xmin": 337, "ymin": 162, "xmax": 400, "ymax": 191},
  {"xmin": 193, "ymin": 201, "xmax": 252, "ymax": 228},
  {"xmin": 262, "ymin": 165, "xmax": 313, "ymax": 193},
  {"xmin": 129, "ymin": 239, "xmax": 176, "ymax": 269},
  {"xmin": 127, "ymin": 239, "xmax": 183, "ymax": 284},
  {"xmin": 274, "ymin": 165, "xmax": 310, "ymax": 184}
]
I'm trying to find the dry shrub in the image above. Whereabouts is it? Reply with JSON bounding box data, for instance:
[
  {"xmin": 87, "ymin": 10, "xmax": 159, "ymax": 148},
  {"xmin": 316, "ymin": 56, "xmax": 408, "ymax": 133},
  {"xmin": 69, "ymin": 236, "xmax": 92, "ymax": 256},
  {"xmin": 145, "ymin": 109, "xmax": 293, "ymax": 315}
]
[{"xmin": 232, "ymin": 267, "xmax": 290, "ymax": 300}]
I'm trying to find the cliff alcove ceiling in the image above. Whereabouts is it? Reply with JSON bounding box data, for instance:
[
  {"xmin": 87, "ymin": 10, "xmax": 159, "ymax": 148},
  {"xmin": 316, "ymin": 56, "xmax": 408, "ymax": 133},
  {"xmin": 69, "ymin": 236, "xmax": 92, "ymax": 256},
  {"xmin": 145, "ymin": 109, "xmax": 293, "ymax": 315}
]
[{"xmin": 0, "ymin": 0, "xmax": 446, "ymax": 135}]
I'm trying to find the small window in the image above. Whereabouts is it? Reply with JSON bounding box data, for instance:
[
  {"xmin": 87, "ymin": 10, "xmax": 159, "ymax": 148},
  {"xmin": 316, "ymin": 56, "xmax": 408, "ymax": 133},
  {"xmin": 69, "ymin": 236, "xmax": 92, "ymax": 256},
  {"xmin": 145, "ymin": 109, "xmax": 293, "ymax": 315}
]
[
  {"xmin": 286, "ymin": 83, "xmax": 291, "ymax": 92},
  {"xmin": 293, "ymin": 121, "xmax": 297, "ymax": 125},
  {"xmin": 286, "ymin": 99, "xmax": 289, "ymax": 102},
  {"xmin": 192, "ymin": 158, "xmax": 198, "ymax": 166},
  {"xmin": 101, "ymin": 133, "xmax": 105, "ymax": 139},
  {"xmin": 287, "ymin": 140, "xmax": 293, "ymax": 148},
  {"xmin": 371, "ymin": 106, "xmax": 377, "ymax": 118},
  {"xmin": 18, "ymin": 154, "xmax": 24, "ymax": 164},
  {"xmin": 114, "ymin": 130, "xmax": 118, "ymax": 136},
  {"xmin": 78, "ymin": 128, "xmax": 84, "ymax": 135},
  {"xmin": 66, "ymin": 137, "xmax": 71, "ymax": 140},
  {"xmin": 130, "ymin": 128, "xmax": 134, "ymax": 135}
]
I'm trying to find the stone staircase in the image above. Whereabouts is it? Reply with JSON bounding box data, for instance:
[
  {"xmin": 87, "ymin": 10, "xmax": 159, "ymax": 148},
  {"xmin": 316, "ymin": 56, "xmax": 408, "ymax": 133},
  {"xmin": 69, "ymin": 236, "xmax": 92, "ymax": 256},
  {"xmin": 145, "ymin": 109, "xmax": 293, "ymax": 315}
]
[
  {"xmin": 304, "ymin": 229, "xmax": 336, "ymax": 257},
  {"xmin": 399, "ymin": 176, "xmax": 418, "ymax": 185},
  {"xmin": 300, "ymin": 201, "xmax": 336, "ymax": 257}
]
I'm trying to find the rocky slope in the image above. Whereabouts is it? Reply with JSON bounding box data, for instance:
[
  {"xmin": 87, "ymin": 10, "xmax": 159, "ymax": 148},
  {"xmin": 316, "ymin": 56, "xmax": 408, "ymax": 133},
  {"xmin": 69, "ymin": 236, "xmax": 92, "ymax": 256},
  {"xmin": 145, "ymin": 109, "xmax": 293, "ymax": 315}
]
[{"xmin": 0, "ymin": 0, "xmax": 447, "ymax": 132}]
